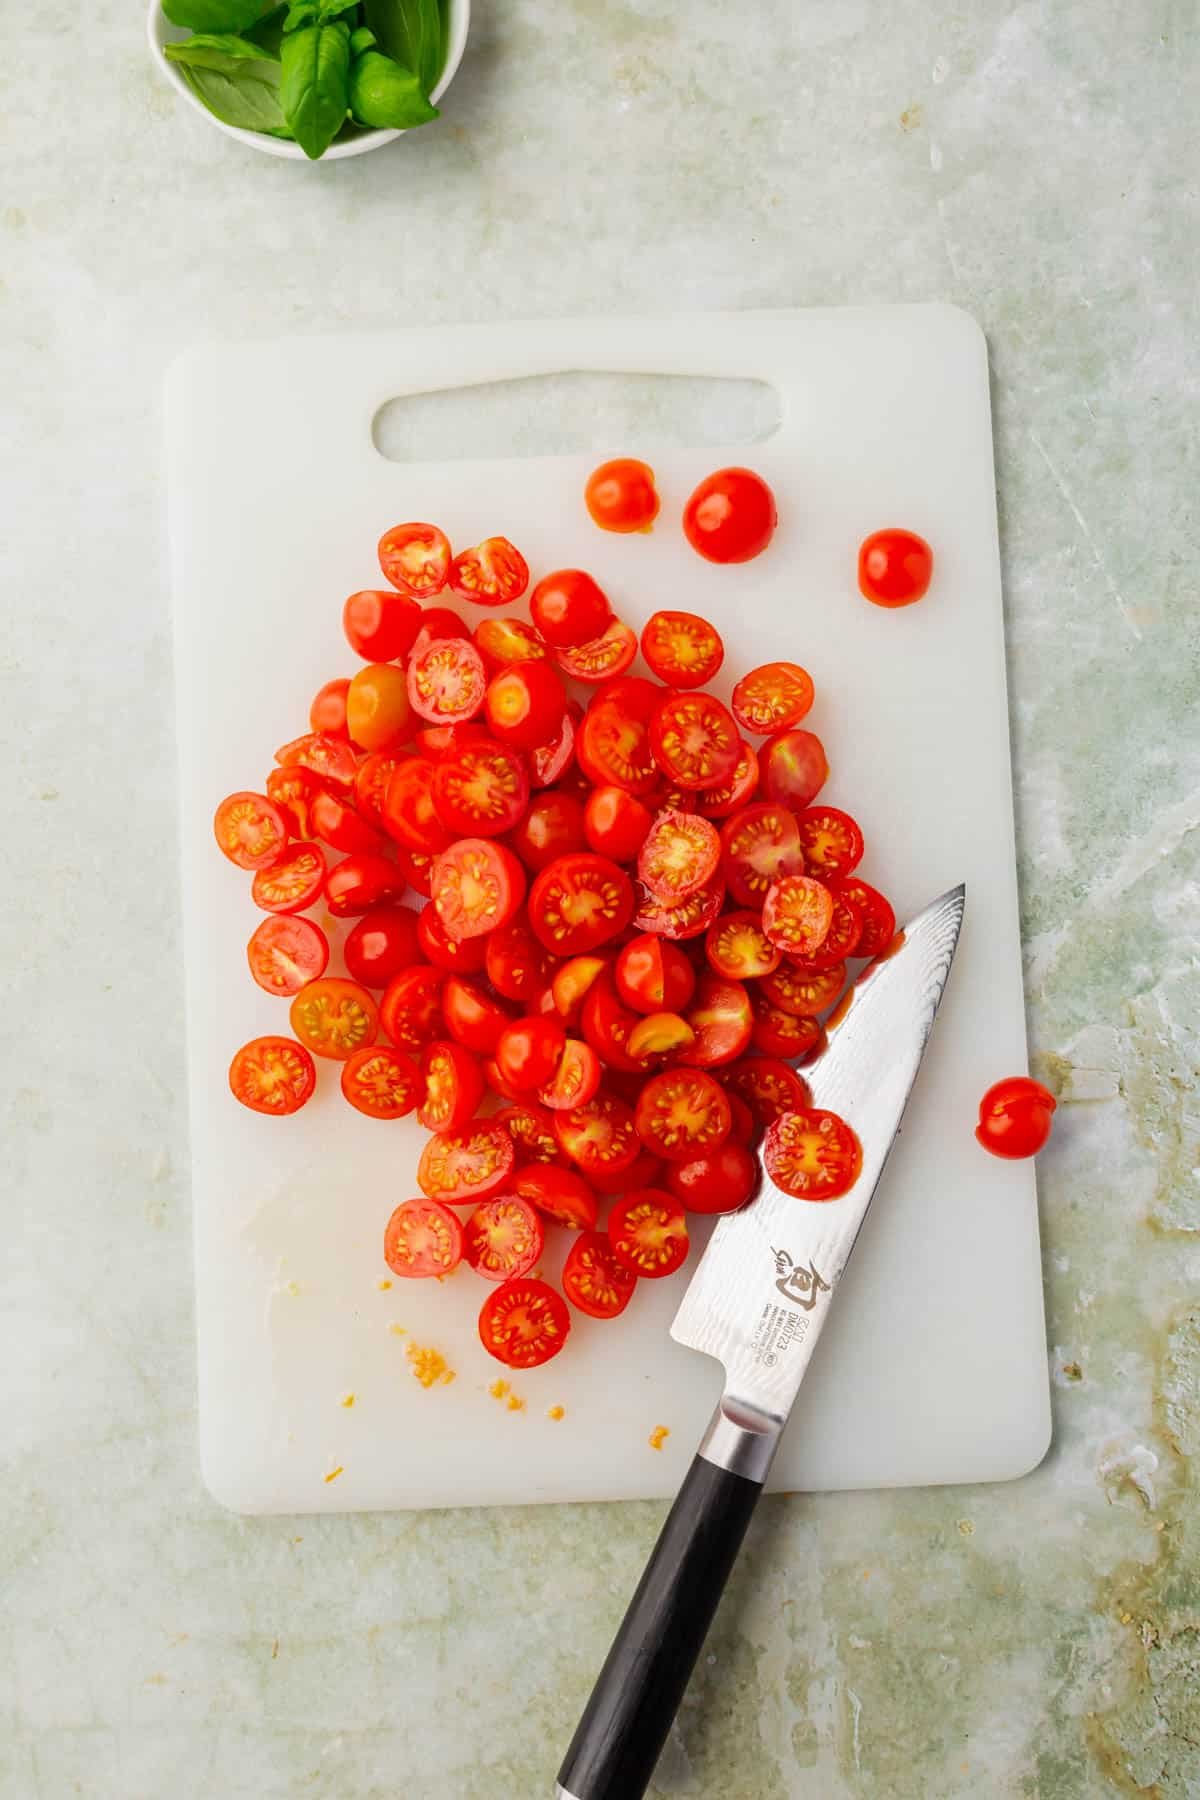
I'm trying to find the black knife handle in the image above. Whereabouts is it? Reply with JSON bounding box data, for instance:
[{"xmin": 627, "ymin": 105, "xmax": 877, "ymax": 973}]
[{"xmin": 556, "ymin": 1448, "xmax": 764, "ymax": 1800}]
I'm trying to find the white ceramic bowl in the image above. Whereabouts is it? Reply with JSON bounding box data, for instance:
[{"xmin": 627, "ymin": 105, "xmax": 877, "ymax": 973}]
[{"xmin": 147, "ymin": 0, "xmax": 470, "ymax": 160}]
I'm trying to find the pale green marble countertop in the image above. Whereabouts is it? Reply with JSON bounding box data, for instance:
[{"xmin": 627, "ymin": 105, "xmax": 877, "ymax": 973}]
[{"xmin": 4, "ymin": 3, "xmax": 1197, "ymax": 1796}]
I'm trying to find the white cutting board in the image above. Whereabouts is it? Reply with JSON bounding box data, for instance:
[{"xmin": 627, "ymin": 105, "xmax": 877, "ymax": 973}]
[{"xmin": 167, "ymin": 306, "xmax": 1051, "ymax": 1514}]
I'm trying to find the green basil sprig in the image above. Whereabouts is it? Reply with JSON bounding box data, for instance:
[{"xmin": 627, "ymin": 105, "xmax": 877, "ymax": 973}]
[
  {"xmin": 363, "ymin": 0, "xmax": 441, "ymax": 99},
  {"xmin": 279, "ymin": 17, "xmax": 351, "ymax": 158},
  {"xmin": 165, "ymin": 32, "xmax": 289, "ymax": 133}
]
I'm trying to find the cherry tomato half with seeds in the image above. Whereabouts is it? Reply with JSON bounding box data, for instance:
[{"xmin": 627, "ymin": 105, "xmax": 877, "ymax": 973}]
[
  {"xmin": 551, "ymin": 954, "xmax": 611, "ymax": 1023},
  {"xmin": 464, "ymin": 1197, "xmax": 544, "ymax": 1282},
  {"xmin": 538, "ymin": 1037, "xmax": 603, "ymax": 1111},
  {"xmin": 764, "ymin": 1108, "xmax": 862, "ymax": 1201},
  {"xmin": 290, "ymin": 976, "xmax": 379, "ymax": 1061},
  {"xmin": 512, "ymin": 1163, "xmax": 599, "ymax": 1232},
  {"xmin": 214, "ymin": 791, "xmax": 288, "ymax": 871},
  {"xmin": 529, "ymin": 569, "xmax": 611, "ymax": 648},
  {"xmin": 759, "ymin": 730, "xmax": 828, "ymax": 810},
  {"xmin": 433, "ymin": 741, "xmax": 530, "ymax": 838},
  {"xmin": 635, "ymin": 1068, "xmax": 732, "ymax": 1162},
  {"xmin": 705, "ymin": 909, "xmax": 781, "ymax": 980},
  {"xmin": 311, "ymin": 790, "xmax": 386, "ymax": 858},
  {"xmin": 494, "ymin": 1016, "xmax": 567, "ymax": 1094},
  {"xmin": 343, "ymin": 588, "xmax": 423, "ymax": 662},
  {"xmin": 720, "ymin": 803, "xmax": 805, "ymax": 907},
  {"xmin": 441, "ymin": 975, "xmax": 515, "ymax": 1056},
  {"xmin": 309, "ymin": 677, "xmax": 350, "ymax": 738},
  {"xmin": 760, "ymin": 959, "xmax": 844, "ymax": 1017},
  {"xmin": 614, "ymin": 932, "xmax": 696, "ymax": 1014},
  {"xmin": 485, "ymin": 913, "xmax": 555, "ymax": 1002},
  {"xmin": 474, "ymin": 616, "xmax": 546, "ymax": 670},
  {"xmin": 562, "ymin": 1231, "xmax": 637, "ymax": 1319},
  {"xmin": 353, "ymin": 752, "xmax": 406, "ymax": 826},
  {"xmin": 584, "ymin": 786, "xmax": 655, "ymax": 864},
  {"xmin": 527, "ymin": 853, "xmax": 634, "ymax": 955},
  {"xmin": 274, "ymin": 732, "xmax": 358, "ymax": 789},
  {"xmin": 485, "ymin": 661, "xmax": 567, "ymax": 752},
  {"xmin": 251, "ymin": 841, "xmax": 326, "ymax": 914},
  {"xmin": 478, "ymin": 1277, "xmax": 571, "ymax": 1368},
  {"xmin": 378, "ymin": 522, "xmax": 451, "ymax": 599},
  {"xmin": 325, "ymin": 853, "xmax": 408, "ymax": 918},
  {"xmin": 632, "ymin": 870, "xmax": 725, "ymax": 941},
  {"xmin": 554, "ymin": 1092, "xmax": 640, "ymax": 1178},
  {"xmin": 407, "ymin": 637, "xmax": 487, "ymax": 726},
  {"xmin": 344, "ymin": 905, "xmax": 422, "ymax": 987},
  {"xmin": 638, "ymin": 809, "xmax": 721, "ymax": 903},
  {"xmin": 696, "ymin": 741, "xmax": 759, "ymax": 820},
  {"xmin": 858, "ymin": 528, "xmax": 934, "ymax": 608},
  {"xmin": 683, "ymin": 466, "xmax": 777, "ymax": 564},
  {"xmin": 793, "ymin": 892, "xmax": 861, "ymax": 970},
  {"xmin": 585, "ymin": 458, "xmax": 660, "ymax": 533},
  {"xmin": 731, "ymin": 661, "xmax": 815, "ymax": 736},
  {"xmin": 418, "ymin": 1119, "xmax": 516, "ymax": 1204},
  {"xmin": 418, "ymin": 1039, "xmax": 485, "ymax": 1132},
  {"xmin": 449, "ymin": 536, "xmax": 529, "ymax": 608},
  {"xmin": 267, "ymin": 765, "xmax": 327, "ymax": 839},
  {"xmin": 666, "ymin": 1141, "xmax": 759, "ymax": 1214},
  {"xmin": 346, "ymin": 662, "xmax": 412, "ymax": 753},
  {"xmin": 380, "ymin": 965, "xmax": 445, "ymax": 1053},
  {"xmin": 751, "ymin": 998, "xmax": 825, "ymax": 1061},
  {"xmin": 341, "ymin": 1044, "xmax": 422, "ymax": 1119},
  {"xmin": 529, "ymin": 704, "xmax": 580, "ymax": 787},
  {"xmin": 247, "ymin": 914, "xmax": 329, "ymax": 996},
  {"xmin": 511, "ymin": 789, "xmax": 588, "ymax": 872},
  {"xmin": 723, "ymin": 1056, "xmax": 812, "ymax": 1127},
  {"xmin": 762, "ymin": 875, "xmax": 835, "ymax": 958},
  {"xmin": 229, "ymin": 1035, "xmax": 315, "ymax": 1115},
  {"xmin": 494, "ymin": 1101, "xmax": 562, "ymax": 1165},
  {"xmin": 384, "ymin": 1198, "xmax": 463, "ymax": 1278},
  {"xmin": 577, "ymin": 699, "xmax": 659, "ymax": 796},
  {"xmin": 608, "ymin": 1190, "xmax": 689, "ymax": 1278},
  {"xmin": 626, "ymin": 1011, "xmax": 696, "ymax": 1059},
  {"xmin": 640, "ymin": 611, "xmax": 724, "ymax": 689},
  {"xmin": 829, "ymin": 878, "xmax": 895, "ymax": 958},
  {"xmin": 431, "ymin": 838, "xmax": 527, "ymax": 942},
  {"xmin": 650, "ymin": 691, "xmax": 741, "ymax": 791},
  {"xmin": 418, "ymin": 900, "xmax": 490, "ymax": 972},
  {"xmin": 975, "ymin": 1077, "xmax": 1057, "ymax": 1159},
  {"xmin": 678, "ymin": 973, "xmax": 754, "ymax": 1068},
  {"xmin": 794, "ymin": 806, "xmax": 865, "ymax": 881},
  {"xmin": 382, "ymin": 758, "xmax": 453, "ymax": 856},
  {"xmin": 553, "ymin": 618, "xmax": 639, "ymax": 683}
]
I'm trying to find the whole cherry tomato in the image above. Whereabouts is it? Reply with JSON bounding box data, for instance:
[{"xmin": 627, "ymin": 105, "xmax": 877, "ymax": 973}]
[
  {"xmin": 858, "ymin": 528, "xmax": 934, "ymax": 608},
  {"xmin": 529, "ymin": 570, "xmax": 612, "ymax": 648},
  {"xmin": 666, "ymin": 1142, "xmax": 759, "ymax": 1214},
  {"xmin": 511, "ymin": 790, "xmax": 588, "ymax": 872},
  {"xmin": 494, "ymin": 1016, "xmax": 567, "ymax": 1093},
  {"xmin": 346, "ymin": 663, "xmax": 412, "ymax": 753},
  {"xmin": 309, "ymin": 677, "xmax": 350, "ymax": 738},
  {"xmin": 683, "ymin": 467, "xmax": 777, "ymax": 564},
  {"xmin": 343, "ymin": 904, "xmax": 421, "ymax": 987},
  {"xmin": 585, "ymin": 459, "xmax": 660, "ymax": 533},
  {"xmin": 343, "ymin": 588, "xmax": 422, "ymax": 662},
  {"xmin": 485, "ymin": 661, "xmax": 567, "ymax": 752},
  {"xmin": 975, "ymin": 1077, "xmax": 1057, "ymax": 1159}
]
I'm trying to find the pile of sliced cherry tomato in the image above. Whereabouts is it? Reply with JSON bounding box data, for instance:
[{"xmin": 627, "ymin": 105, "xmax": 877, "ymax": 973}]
[{"xmin": 216, "ymin": 488, "xmax": 896, "ymax": 1371}]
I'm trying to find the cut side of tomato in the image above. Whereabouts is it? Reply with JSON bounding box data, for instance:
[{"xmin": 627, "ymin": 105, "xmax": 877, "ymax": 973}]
[
  {"xmin": 554, "ymin": 1092, "xmax": 640, "ymax": 1178},
  {"xmin": 484, "ymin": 913, "xmax": 553, "ymax": 1002},
  {"xmin": 608, "ymin": 1190, "xmax": 689, "ymax": 1278},
  {"xmin": 267, "ymin": 765, "xmax": 328, "ymax": 839},
  {"xmin": 433, "ymin": 741, "xmax": 530, "ymax": 838},
  {"xmin": 247, "ymin": 915, "xmax": 329, "ymax": 996},
  {"xmin": 762, "ymin": 875, "xmax": 835, "ymax": 958},
  {"xmin": 229, "ymin": 1035, "xmax": 316, "ymax": 1115},
  {"xmin": 494, "ymin": 1101, "xmax": 562, "ymax": 1165},
  {"xmin": 731, "ymin": 661, "xmax": 814, "ymax": 735},
  {"xmin": 407, "ymin": 637, "xmax": 487, "ymax": 725},
  {"xmin": 626, "ymin": 1011, "xmax": 696, "ymax": 1059},
  {"xmin": 794, "ymin": 892, "xmax": 862, "ymax": 970},
  {"xmin": 274, "ymin": 731, "xmax": 358, "ymax": 789},
  {"xmin": 353, "ymin": 751, "xmax": 406, "ymax": 826},
  {"xmin": 528, "ymin": 853, "xmax": 634, "ymax": 955},
  {"xmin": 562, "ymin": 1231, "xmax": 638, "ymax": 1319},
  {"xmin": 634, "ymin": 1068, "xmax": 731, "ymax": 1161},
  {"xmin": 759, "ymin": 729, "xmax": 828, "ymax": 809},
  {"xmin": 529, "ymin": 704, "xmax": 579, "ymax": 786},
  {"xmin": 290, "ymin": 977, "xmax": 379, "ymax": 1060},
  {"xmin": 794, "ymin": 806, "xmax": 866, "ymax": 880},
  {"xmin": 650, "ymin": 691, "xmax": 740, "ymax": 791},
  {"xmin": 764, "ymin": 1108, "xmax": 861, "ymax": 1201},
  {"xmin": 418, "ymin": 1039, "xmax": 485, "ymax": 1132},
  {"xmin": 341, "ymin": 1044, "xmax": 422, "ymax": 1119},
  {"xmin": 632, "ymin": 870, "xmax": 725, "ymax": 941},
  {"xmin": 384, "ymin": 1198, "xmax": 463, "ymax": 1278},
  {"xmin": 475, "ymin": 616, "xmax": 546, "ymax": 670},
  {"xmin": 418, "ymin": 1119, "xmax": 515, "ymax": 1204},
  {"xmin": 696, "ymin": 740, "xmax": 759, "ymax": 820},
  {"xmin": 326, "ymin": 853, "xmax": 408, "ymax": 918},
  {"xmin": 678, "ymin": 973, "xmax": 754, "ymax": 1068},
  {"xmin": 705, "ymin": 909, "xmax": 781, "ymax": 980},
  {"xmin": 479, "ymin": 1277, "xmax": 571, "ymax": 1367},
  {"xmin": 751, "ymin": 998, "xmax": 825, "ymax": 1061},
  {"xmin": 464, "ymin": 1196, "xmax": 544, "ymax": 1281},
  {"xmin": 382, "ymin": 758, "xmax": 453, "ymax": 855},
  {"xmin": 538, "ymin": 1037, "xmax": 602, "ymax": 1111},
  {"xmin": 380, "ymin": 964, "xmax": 446, "ymax": 1053},
  {"xmin": 450, "ymin": 536, "xmax": 529, "ymax": 607},
  {"xmin": 761, "ymin": 958, "xmax": 844, "ymax": 1016},
  {"xmin": 577, "ymin": 699, "xmax": 659, "ymax": 796},
  {"xmin": 512, "ymin": 1163, "xmax": 599, "ymax": 1231},
  {"xmin": 431, "ymin": 838, "xmax": 527, "ymax": 941},
  {"xmin": 638, "ymin": 809, "xmax": 721, "ymax": 903},
  {"xmin": 640, "ymin": 611, "xmax": 724, "ymax": 689},
  {"xmin": 214, "ymin": 791, "xmax": 288, "ymax": 871},
  {"xmin": 378, "ymin": 522, "xmax": 452, "ymax": 598},
  {"xmin": 723, "ymin": 1055, "xmax": 812, "ymax": 1127},
  {"xmin": 251, "ymin": 841, "xmax": 326, "ymax": 914},
  {"xmin": 830, "ymin": 878, "xmax": 895, "ymax": 958},
  {"xmin": 553, "ymin": 618, "xmax": 639, "ymax": 683},
  {"xmin": 418, "ymin": 900, "xmax": 490, "ymax": 972}
]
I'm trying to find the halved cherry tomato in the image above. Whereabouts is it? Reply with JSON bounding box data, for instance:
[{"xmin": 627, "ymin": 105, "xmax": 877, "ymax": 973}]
[
  {"xmin": 432, "ymin": 741, "xmax": 529, "ymax": 839},
  {"xmin": 585, "ymin": 458, "xmax": 660, "ymax": 533},
  {"xmin": 485, "ymin": 913, "xmax": 554, "ymax": 1001},
  {"xmin": 343, "ymin": 588, "xmax": 423, "ymax": 662},
  {"xmin": 529, "ymin": 569, "xmax": 611, "ymax": 648},
  {"xmin": 378, "ymin": 522, "xmax": 451, "ymax": 598},
  {"xmin": 380, "ymin": 964, "xmax": 445, "ymax": 1052},
  {"xmin": 353, "ymin": 751, "xmax": 406, "ymax": 825},
  {"xmin": 511, "ymin": 790, "xmax": 588, "ymax": 872},
  {"xmin": 251, "ymin": 841, "xmax": 326, "ymax": 914},
  {"xmin": 382, "ymin": 758, "xmax": 452, "ymax": 855},
  {"xmin": 720, "ymin": 803, "xmax": 805, "ymax": 907},
  {"xmin": 396, "ymin": 846, "xmax": 434, "ymax": 896},
  {"xmin": 762, "ymin": 875, "xmax": 835, "ymax": 958},
  {"xmin": 407, "ymin": 637, "xmax": 487, "ymax": 725},
  {"xmin": 495, "ymin": 1101, "xmax": 562, "ymax": 1164},
  {"xmin": 764, "ymin": 1108, "xmax": 862, "ymax": 1200},
  {"xmin": 346, "ymin": 663, "xmax": 412, "ymax": 753},
  {"xmin": 483, "ymin": 1057, "xmax": 528, "ymax": 1104},
  {"xmin": 794, "ymin": 892, "xmax": 861, "ymax": 970},
  {"xmin": 638, "ymin": 810, "xmax": 721, "ymax": 902},
  {"xmin": 666, "ymin": 1141, "xmax": 758, "ymax": 1214},
  {"xmin": 247, "ymin": 914, "xmax": 329, "ymax": 996},
  {"xmin": 310, "ymin": 677, "xmax": 350, "ymax": 738},
  {"xmin": 267, "ymin": 765, "xmax": 327, "ymax": 839},
  {"xmin": 326, "ymin": 853, "xmax": 408, "ymax": 918},
  {"xmin": 290, "ymin": 976, "xmax": 379, "ymax": 1061},
  {"xmin": 449, "ymin": 536, "xmax": 529, "ymax": 608},
  {"xmin": 512, "ymin": 1163, "xmax": 599, "ymax": 1231},
  {"xmin": 975, "ymin": 1077, "xmax": 1057, "ymax": 1159},
  {"xmin": 213, "ymin": 791, "xmax": 288, "ymax": 871},
  {"xmin": 589, "ymin": 1147, "xmax": 666, "ymax": 1197},
  {"xmin": 551, "ymin": 955, "xmax": 610, "ymax": 1023},
  {"xmin": 626, "ymin": 1012, "xmax": 696, "ymax": 1059},
  {"xmin": 562, "ymin": 1231, "xmax": 637, "ymax": 1319},
  {"xmin": 696, "ymin": 741, "xmax": 759, "ymax": 820},
  {"xmin": 494, "ymin": 1016, "xmax": 567, "ymax": 1093},
  {"xmin": 274, "ymin": 732, "xmax": 358, "ymax": 789},
  {"xmin": 751, "ymin": 998, "xmax": 825, "ymax": 1061},
  {"xmin": 441, "ymin": 975, "xmax": 515, "ymax": 1056},
  {"xmin": 584, "ymin": 786, "xmax": 655, "ymax": 864},
  {"xmin": 527, "ymin": 853, "xmax": 634, "ymax": 955},
  {"xmin": 632, "ymin": 870, "xmax": 725, "ymax": 941},
  {"xmin": 554, "ymin": 1092, "xmax": 640, "ymax": 1178},
  {"xmin": 474, "ymin": 616, "xmax": 546, "ymax": 670},
  {"xmin": 577, "ymin": 699, "xmax": 658, "ymax": 796},
  {"xmin": 553, "ymin": 618, "xmax": 638, "ymax": 682},
  {"xmin": 341, "ymin": 1044, "xmax": 422, "ymax": 1119},
  {"xmin": 761, "ymin": 959, "xmax": 844, "ymax": 1016},
  {"xmin": 418, "ymin": 1119, "xmax": 515, "ymax": 1203},
  {"xmin": 723, "ymin": 1055, "xmax": 812, "ymax": 1127},
  {"xmin": 683, "ymin": 466, "xmax": 777, "ymax": 564},
  {"xmin": 418, "ymin": 1039, "xmax": 485, "ymax": 1131},
  {"xmin": 608, "ymin": 1190, "xmax": 689, "ymax": 1278},
  {"xmin": 830, "ymin": 878, "xmax": 895, "ymax": 958},
  {"xmin": 431, "ymin": 838, "xmax": 526, "ymax": 941},
  {"xmin": 581, "ymin": 969, "xmax": 654, "ymax": 1073},
  {"xmin": 529, "ymin": 704, "xmax": 579, "ymax": 786},
  {"xmin": 485, "ymin": 662, "xmax": 567, "ymax": 752},
  {"xmin": 759, "ymin": 730, "xmax": 828, "ymax": 809},
  {"xmin": 650, "ymin": 691, "xmax": 741, "ymax": 791},
  {"xmin": 705, "ymin": 909, "xmax": 780, "ymax": 980},
  {"xmin": 635, "ymin": 1068, "xmax": 731, "ymax": 1162},
  {"xmin": 731, "ymin": 662, "xmax": 814, "ymax": 735},
  {"xmin": 384, "ymin": 1198, "xmax": 463, "ymax": 1278},
  {"xmin": 417, "ymin": 900, "xmax": 490, "ymax": 972},
  {"xmin": 538, "ymin": 1037, "xmax": 602, "ymax": 1111},
  {"xmin": 615, "ymin": 933, "xmax": 696, "ymax": 1014},
  {"xmin": 229, "ymin": 1035, "xmax": 316, "ymax": 1115},
  {"xmin": 858, "ymin": 528, "xmax": 933, "ymax": 608},
  {"xmin": 464, "ymin": 1196, "xmax": 544, "ymax": 1281},
  {"xmin": 678, "ymin": 973, "xmax": 754, "ymax": 1068},
  {"xmin": 640, "ymin": 611, "xmax": 724, "ymax": 689},
  {"xmin": 344, "ymin": 905, "xmax": 421, "ymax": 986},
  {"xmin": 311, "ymin": 790, "xmax": 386, "ymax": 857},
  {"xmin": 478, "ymin": 1277, "xmax": 571, "ymax": 1367},
  {"xmin": 794, "ymin": 806, "xmax": 865, "ymax": 880}
]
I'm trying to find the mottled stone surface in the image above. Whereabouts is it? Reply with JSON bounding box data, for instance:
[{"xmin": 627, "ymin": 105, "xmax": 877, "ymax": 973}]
[{"xmin": 3, "ymin": 1, "xmax": 1198, "ymax": 1796}]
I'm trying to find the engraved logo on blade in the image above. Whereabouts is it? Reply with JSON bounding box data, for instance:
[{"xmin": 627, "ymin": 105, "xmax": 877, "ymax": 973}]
[
  {"xmin": 772, "ymin": 1247, "xmax": 830, "ymax": 1312},
  {"xmin": 750, "ymin": 1250, "xmax": 832, "ymax": 1370}
]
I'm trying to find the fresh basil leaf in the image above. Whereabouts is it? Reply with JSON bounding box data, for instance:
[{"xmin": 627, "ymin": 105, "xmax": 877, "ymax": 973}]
[
  {"xmin": 349, "ymin": 48, "xmax": 437, "ymax": 127},
  {"xmin": 283, "ymin": 0, "xmax": 318, "ymax": 28},
  {"xmin": 349, "ymin": 23, "xmax": 376, "ymax": 52},
  {"xmin": 165, "ymin": 31, "xmax": 281, "ymax": 78},
  {"xmin": 280, "ymin": 21, "xmax": 351, "ymax": 158},
  {"xmin": 162, "ymin": 0, "xmax": 273, "ymax": 33},
  {"xmin": 363, "ymin": 0, "xmax": 440, "ymax": 98},
  {"xmin": 173, "ymin": 51, "xmax": 288, "ymax": 133},
  {"xmin": 245, "ymin": 1, "xmax": 289, "ymax": 51}
]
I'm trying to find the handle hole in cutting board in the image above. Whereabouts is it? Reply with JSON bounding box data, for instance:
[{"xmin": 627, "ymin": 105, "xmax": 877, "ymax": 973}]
[{"xmin": 372, "ymin": 372, "xmax": 781, "ymax": 463}]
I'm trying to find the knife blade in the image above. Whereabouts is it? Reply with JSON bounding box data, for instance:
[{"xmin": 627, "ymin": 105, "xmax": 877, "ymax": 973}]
[{"xmin": 556, "ymin": 884, "xmax": 965, "ymax": 1800}]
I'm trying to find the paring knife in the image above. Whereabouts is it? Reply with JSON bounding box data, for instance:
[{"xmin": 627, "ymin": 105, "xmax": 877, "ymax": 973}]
[{"xmin": 556, "ymin": 884, "xmax": 966, "ymax": 1800}]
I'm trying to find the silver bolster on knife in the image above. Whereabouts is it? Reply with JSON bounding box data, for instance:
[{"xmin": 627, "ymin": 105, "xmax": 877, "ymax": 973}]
[{"xmin": 698, "ymin": 1397, "xmax": 782, "ymax": 1484}]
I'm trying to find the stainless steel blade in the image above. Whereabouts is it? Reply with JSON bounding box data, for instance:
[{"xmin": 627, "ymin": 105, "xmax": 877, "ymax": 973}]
[{"xmin": 671, "ymin": 885, "xmax": 965, "ymax": 1459}]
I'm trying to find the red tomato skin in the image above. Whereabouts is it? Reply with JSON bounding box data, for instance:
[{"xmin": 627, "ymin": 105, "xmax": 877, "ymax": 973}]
[
  {"xmin": 309, "ymin": 677, "xmax": 350, "ymax": 738},
  {"xmin": 416, "ymin": 900, "xmax": 490, "ymax": 972},
  {"xmin": 326, "ymin": 854, "xmax": 408, "ymax": 918},
  {"xmin": 494, "ymin": 1017, "xmax": 567, "ymax": 1093},
  {"xmin": 441, "ymin": 975, "xmax": 515, "ymax": 1056},
  {"xmin": 418, "ymin": 1039, "xmax": 485, "ymax": 1132},
  {"xmin": 858, "ymin": 528, "xmax": 934, "ymax": 607},
  {"xmin": 585, "ymin": 459, "xmax": 660, "ymax": 533},
  {"xmin": 759, "ymin": 730, "xmax": 829, "ymax": 809},
  {"xmin": 346, "ymin": 662, "xmax": 413, "ymax": 754},
  {"xmin": 677, "ymin": 973, "xmax": 754, "ymax": 1068},
  {"xmin": 310, "ymin": 790, "xmax": 386, "ymax": 858},
  {"xmin": 615, "ymin": 934, "xmax": 696, "ymax": 1015},
  {"xmin": 484, "ymin": 662, "xmax": 567, "ymax": 752},
  {"xmin": 529, "ymin": 569, "xmax": 612, "ymax": 648},
  {"xmin": 512, "ymin": 1163, "xmax": 600, "ymax": 1232},
  {"xmin": 343, "ymin": 588, "xmax": 423, "ymax": 662},
  {"xmin": 510, "ymin": 790, "xmax": 588, "ymax": 872},
  {"xmin": 378, "ymin": 522, "xmax": 452, "ymax": 599},
  {"xmin": 589, "ymin": 1148, "xmax": 666, "ymax": 1196},
  {"xmin": 683, "ymin": 467, "xmax": 777, "ymax": 564},
  {"xmin": 584, "ymin": 786, "xmax": 655, "ymax": 864},
  {"xmin": 344, "ymin": 905, "xmax": 422, "ymax": 986},
  {"xmin": 410, "ymin": 608, "xmax": 470, "ymax": 658},
  {"xmin": 580, "ymin": 970, "xmax": 655, "ymax": 1074},
  {"xmin": 381, "ymin": 758, "xmax": 453, "ymax": 856},
  {"xmin": 975, "ymin": 1077, "xmax": 1057, "ymax": 1158},
  {"xmin": 529, "ymin": 704, "xmax": 579, "ymax": 788},
  {"xmin": 538, "ymin": 1038, "xmax": 603, "ymax": 1112},
  {"xmin": 666, "ymin": 1142, "xmax": 759, "ymax": 1214},
  {"xmin": 380, "ymin": 965, "xmax": 446, "ymax": 1053}
]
